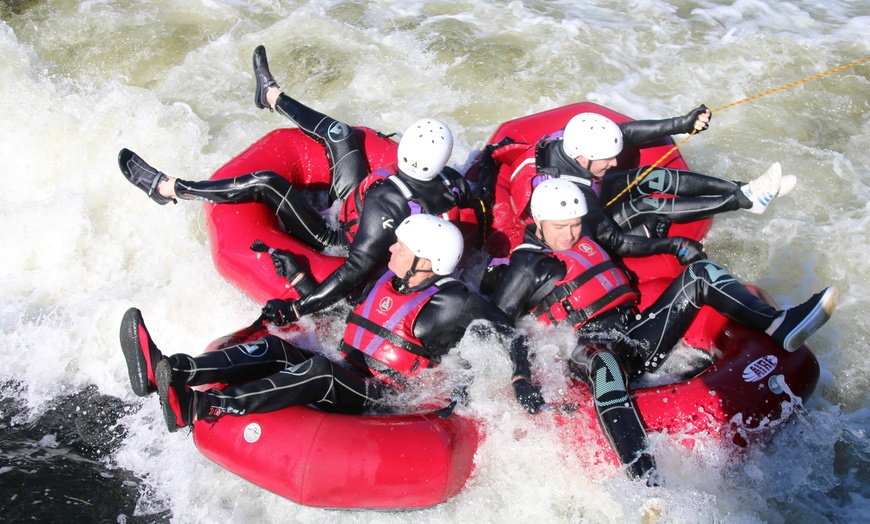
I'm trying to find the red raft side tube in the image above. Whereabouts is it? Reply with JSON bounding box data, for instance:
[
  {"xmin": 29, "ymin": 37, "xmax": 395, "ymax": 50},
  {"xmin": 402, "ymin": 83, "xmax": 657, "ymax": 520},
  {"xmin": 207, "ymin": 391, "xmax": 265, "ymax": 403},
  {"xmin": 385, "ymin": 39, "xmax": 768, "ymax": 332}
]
[
  {"xmin": 478, "ymin": 102, "xmax": 710, "ymax": 282},
  {"xmin": 205, "ymin": 127, "xmax": 480, "ymax": 304},
  {"xmin": 191, "ymin": 325, "xmax": 480, "ymax": 509}
]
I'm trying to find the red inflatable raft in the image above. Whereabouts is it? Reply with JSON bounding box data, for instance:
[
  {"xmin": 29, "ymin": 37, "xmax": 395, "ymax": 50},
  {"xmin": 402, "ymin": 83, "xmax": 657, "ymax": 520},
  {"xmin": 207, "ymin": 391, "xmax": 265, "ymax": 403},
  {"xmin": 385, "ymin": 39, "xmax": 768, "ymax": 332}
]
[
  {"xmin": 477, "ymin": 103, "xmax": 819, "ymax": 461},
  {"xmin": 191, "ymin": 103, "xmax": 819, "ymax": 506}
]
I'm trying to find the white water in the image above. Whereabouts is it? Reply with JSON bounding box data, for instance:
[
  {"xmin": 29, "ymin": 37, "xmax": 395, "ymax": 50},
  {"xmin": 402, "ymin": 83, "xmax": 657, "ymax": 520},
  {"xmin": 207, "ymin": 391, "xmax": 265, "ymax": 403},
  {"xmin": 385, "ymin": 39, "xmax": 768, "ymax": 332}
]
[{"xmin": 1, "ymin": 1, "xmax": 868, "ymax": 522}]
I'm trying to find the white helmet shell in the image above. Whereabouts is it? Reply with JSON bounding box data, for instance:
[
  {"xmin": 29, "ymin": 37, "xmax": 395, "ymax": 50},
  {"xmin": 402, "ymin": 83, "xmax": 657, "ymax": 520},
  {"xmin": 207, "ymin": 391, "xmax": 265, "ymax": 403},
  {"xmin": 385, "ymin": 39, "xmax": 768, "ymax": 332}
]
[
  {"xmin": 530, "ymin": 178, "xmax": 588, "ymax": 221},
  {"xmin": 395, "ymin": 214, "xmax": 464, "ymax": 275},
  {"xmin": 397, "ymin": 118, "xmax": 454, "ymax": 181},
  {"xmin": 562, "ymin": 112, "xmax": 623, "ymax": 160}
]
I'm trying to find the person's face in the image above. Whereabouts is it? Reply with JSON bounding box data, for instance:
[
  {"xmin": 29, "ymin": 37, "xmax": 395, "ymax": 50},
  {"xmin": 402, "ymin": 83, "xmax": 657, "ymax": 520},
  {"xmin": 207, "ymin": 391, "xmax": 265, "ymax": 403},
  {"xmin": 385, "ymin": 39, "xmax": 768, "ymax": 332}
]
[
  {"xmin": 388, "ymin": 239, "xmax": 416, "ymax": 276},
  {"xmin": 536, "ymin": 217, "xmax": 583, "ymax": 251},
  {"xmin": 576, "ymin": 155, "xmax": 618, "ymax": 178}
]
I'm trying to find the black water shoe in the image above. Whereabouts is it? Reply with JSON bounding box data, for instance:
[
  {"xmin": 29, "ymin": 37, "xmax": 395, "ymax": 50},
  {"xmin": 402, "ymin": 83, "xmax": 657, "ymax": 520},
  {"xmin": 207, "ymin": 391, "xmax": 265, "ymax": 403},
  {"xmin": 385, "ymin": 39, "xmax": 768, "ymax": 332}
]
[
  {"xmin": 119, "ymin": 307, "xmax": 164, "ymax": 397},
  {"xmin": 767, "ymin": 286, "xmax": 838, "ymax": 352},
  {"xmin": 627, "ymin": 452, "xmax": 662, "ymax": 487},
  {"xmin": 253, "ymin": 45, "xmax": 279, "ymax": 110},
  {"xmin": 156, "ymin": 360, "xmax": 195, "ymax": 433},
  {"xmin": 118, "ymin": 149, "xmax": 176, "ymax": 205}
]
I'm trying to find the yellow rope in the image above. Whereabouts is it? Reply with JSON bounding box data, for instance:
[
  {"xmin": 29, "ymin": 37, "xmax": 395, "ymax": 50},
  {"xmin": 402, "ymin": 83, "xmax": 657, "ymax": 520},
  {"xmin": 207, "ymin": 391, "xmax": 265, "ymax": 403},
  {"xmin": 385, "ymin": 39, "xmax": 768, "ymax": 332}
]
[{"xmin": 603, "ymin": 56, "xmax": 870, "ymax": 208}]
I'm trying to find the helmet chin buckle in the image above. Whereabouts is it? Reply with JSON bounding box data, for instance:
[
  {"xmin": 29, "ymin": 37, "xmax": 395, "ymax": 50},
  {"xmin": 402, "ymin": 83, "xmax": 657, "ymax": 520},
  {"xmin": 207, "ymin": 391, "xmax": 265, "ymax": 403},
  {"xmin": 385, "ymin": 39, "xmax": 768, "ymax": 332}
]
[{"xmin": 395, "ymin": 257, "xmax": 421, "ymax": 289}]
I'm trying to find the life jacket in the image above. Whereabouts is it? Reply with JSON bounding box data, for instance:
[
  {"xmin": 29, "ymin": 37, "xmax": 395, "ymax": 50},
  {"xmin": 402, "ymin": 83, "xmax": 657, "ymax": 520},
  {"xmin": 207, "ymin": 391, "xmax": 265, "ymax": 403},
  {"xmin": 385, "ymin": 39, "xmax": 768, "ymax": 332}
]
[
  {"xmin": 339, "ymin": 270, "xmax": 456, "ymax": 387},
  {"xmin": 338, "ymin": 166, "xmax": 463, "ymax": 243},
  {"xmin": 339, "ymin": 166, "xmax": 394, "ymax": 242},
  {"xmin": 518, "ymin": 236, "xmax": 638, "ymax": 329}
]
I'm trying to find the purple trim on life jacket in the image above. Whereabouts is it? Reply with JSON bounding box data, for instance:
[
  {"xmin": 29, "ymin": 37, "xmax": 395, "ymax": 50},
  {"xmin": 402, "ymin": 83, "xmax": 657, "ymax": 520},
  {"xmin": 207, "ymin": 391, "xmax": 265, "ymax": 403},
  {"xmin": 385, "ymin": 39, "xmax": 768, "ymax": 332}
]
[
  {"xmin": 351, "ymin": 270, "xmax": 394, "ymax": 349},
  {"xmin": 352, "ymin": 270, "xmax": 438, "ymax": 356},
  {"xmin": 408, "ymin": 201, "xmax": 422, "ymax": 215},
  {"xmin": 557, "ymin": 248, "xmax": 621, "ymax": 292},
  {"xmin": 541, "ymin": 130, "xmax": 564, "ymax": 141},
  {"xmin": 591, "ymin": 178, "xmax": 602, "ymax": 198},
  {"xmin": 531, "ymin": 173, "xmax": 553, "ymax": 189}
]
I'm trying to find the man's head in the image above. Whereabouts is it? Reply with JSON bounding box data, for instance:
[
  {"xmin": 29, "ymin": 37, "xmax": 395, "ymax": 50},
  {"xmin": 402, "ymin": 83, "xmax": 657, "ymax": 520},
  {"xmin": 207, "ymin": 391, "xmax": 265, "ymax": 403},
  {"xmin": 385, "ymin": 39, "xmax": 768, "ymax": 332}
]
[
  {"xmin": 397, "ymin": 118, "xmax": 454, "ymax": 181},
  {"xmin": 390, "ymin": 214, "xmax": 464, "ymax": 281},
  {"xmin": 562, "ymin": 112, "xmax": 623, "ymax": 178},
  {"xmin": 530, "ymin": 178, "xmax": 588, "ymax": 251}
]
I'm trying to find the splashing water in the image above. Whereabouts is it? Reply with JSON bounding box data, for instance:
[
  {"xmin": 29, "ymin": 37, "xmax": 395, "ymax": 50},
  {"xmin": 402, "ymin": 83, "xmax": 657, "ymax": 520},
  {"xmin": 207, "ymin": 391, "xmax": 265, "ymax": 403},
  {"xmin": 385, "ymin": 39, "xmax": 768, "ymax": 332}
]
[{"xmin": 2, "ymin": 1, "xmax": 869, "ymax": 522}]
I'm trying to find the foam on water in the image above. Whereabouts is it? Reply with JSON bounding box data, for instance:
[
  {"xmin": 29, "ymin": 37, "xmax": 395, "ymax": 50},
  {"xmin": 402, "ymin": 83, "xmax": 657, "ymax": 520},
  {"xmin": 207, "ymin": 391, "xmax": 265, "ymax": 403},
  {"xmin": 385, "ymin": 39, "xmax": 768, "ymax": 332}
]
[{"xmin": 1, "ymin": 1, "xmax": 869, "ymax": 522}]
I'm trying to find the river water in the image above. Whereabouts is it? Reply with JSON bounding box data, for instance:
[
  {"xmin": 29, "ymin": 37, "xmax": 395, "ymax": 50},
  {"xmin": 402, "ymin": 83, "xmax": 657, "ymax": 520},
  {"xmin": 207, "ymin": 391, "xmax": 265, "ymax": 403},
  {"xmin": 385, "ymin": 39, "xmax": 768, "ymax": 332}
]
[{"xmin": 1, "ymin": 1, "xmax": 868, "ymax": 522}]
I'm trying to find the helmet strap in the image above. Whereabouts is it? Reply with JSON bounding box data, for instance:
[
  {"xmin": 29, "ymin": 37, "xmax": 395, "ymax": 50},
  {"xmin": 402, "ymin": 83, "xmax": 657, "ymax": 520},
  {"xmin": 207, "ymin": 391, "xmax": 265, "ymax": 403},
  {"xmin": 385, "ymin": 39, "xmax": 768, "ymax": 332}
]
[
  {"xmin": 395, "ymin": 256, "xmax": 439, "ymax": 293},
  {"xmin": 533, "ymin": 220, "xmax": 551, "ymax": 248},
  {"xmin": 396, "ymin": 256, "xmax": 423, "ymax": 293}
]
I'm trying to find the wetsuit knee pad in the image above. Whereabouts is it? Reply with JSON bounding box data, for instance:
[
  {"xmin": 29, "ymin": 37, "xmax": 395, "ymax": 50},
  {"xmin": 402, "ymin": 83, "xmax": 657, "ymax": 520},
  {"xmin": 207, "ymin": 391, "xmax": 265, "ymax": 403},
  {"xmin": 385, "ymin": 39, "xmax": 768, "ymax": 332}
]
[
  {"xmin": 684, "ymin": 260, "xmax": 736, "ymax": 289},
  {"xmin": 570, "ymin": 345, "xmax": 630, "ymax": 406},
  {"xmin": 587, "ymin": 351, "xmax": 630, "ymax": 408}
]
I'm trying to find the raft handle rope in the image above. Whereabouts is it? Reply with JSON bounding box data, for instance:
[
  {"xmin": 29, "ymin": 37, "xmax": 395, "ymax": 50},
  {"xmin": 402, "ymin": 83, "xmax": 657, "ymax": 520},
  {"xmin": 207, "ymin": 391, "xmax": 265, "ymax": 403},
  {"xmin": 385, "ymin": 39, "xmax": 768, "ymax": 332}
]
[{"xmin": 603, "ymin": 56, "xmax": 870, "ymax": 209}]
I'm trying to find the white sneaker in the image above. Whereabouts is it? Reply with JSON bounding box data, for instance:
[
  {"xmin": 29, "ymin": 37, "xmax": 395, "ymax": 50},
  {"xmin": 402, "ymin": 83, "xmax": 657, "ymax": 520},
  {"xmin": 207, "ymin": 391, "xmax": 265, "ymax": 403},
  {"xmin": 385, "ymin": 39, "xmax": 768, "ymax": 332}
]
[
  {"xmin": 778, "ymin": 174, "xmax": 797, "ymax": 197},
  {"xmin": 741, "ymin": 162, "xmax": 782, "ymax": 214}
]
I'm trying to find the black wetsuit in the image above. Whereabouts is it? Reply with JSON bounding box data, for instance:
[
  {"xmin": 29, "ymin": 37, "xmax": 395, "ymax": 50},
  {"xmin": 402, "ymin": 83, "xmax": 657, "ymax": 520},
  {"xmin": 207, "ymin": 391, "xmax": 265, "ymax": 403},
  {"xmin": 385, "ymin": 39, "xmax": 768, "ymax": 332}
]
[
  {"xmin": 491, "ymin": 224, "xmax": 781, "ymax": 475},
  {"xmin": 172, "ymin": 94, "xmax": 371, "ymax": 251},
  {"xmin": 478, "ymin": 107, "xmax": 752, "ymax": 238},
  {"xmin": 163, "ymin": 270, "xmax": 527, "ymax": 417},
  {"xmin": 292, "ymin": 168, "xmax": 481, "ymax": 318}
]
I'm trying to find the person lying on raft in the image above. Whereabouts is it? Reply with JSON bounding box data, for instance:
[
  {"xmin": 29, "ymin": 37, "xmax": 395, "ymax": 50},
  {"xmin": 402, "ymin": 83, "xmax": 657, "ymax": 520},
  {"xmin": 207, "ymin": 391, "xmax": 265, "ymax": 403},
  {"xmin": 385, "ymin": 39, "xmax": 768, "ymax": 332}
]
[
  {"xmin": 118, "ymin": 45, "xmax": 485, "ymax": 295},
  {"xmin": 489, "ymin": 178, "xmax": 837, "ymax": 485},
  {"xmin": 119, "ymin": 215, "xmax": 544, "ymax": 431},
  {"xmin": 478, "ymin": 109, "xmax": 796, "ymax": 239}
]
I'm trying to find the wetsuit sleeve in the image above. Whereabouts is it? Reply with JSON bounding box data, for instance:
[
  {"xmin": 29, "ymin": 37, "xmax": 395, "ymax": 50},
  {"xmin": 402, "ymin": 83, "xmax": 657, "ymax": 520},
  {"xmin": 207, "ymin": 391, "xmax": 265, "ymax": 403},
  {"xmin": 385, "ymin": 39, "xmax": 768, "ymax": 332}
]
[
  {"xmin": 454, "ymin": 174, "xmax": 489, "ymax": 246},
  {"xmin": 619, "ymin": 105, "xmax": 708, "ymax": 147},
  {"xmin": 586, "ymin": 209, "xmax": 700, "ymax": 259},
  {"xmin": 412, "ymin": 285, "xmax": 515, "ymax": 357},
  {"xmin": 491, "ymin": 251, "xmax": 565, "ymax": 323},
  {"xmin": 293, "ymin": 187, "xmax": 407, "ymax": 316},
  {"xmin": 472, "ymin": 145, "xmax": 497, "ymax": 209}
]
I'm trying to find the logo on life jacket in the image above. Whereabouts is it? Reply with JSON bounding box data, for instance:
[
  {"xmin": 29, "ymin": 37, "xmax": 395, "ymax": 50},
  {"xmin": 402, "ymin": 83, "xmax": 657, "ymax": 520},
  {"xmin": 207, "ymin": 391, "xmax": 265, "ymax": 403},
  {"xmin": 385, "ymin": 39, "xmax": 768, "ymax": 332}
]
[
  {"xmin": 578, "ymin": 243, "xmax": 594, "ymax": 255},
  {"xmin": 378, "ymin": 296, "xmax": 393, "ymax": 313},
  {"xmin": 382, "ymin": 217, "xmax": 395, "ymax": 229}
]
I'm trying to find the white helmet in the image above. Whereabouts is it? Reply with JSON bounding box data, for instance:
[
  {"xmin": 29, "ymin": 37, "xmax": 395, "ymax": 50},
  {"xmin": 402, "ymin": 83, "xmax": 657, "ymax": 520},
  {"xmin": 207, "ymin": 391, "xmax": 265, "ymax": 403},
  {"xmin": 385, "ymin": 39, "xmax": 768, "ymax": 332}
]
[
  {"xmin": 397, "ymin": 118, "xmax": 454, "ymax": 181},
  {"xmin": 530, "ymin": 178, "xmax": 588, "ymax": 221},
  {"xmin": 562, "ymin": 112, "xmax": 623, "ymax": 160},
  {"xmin": 395, "ymin": 214, "xmax": 463, "ymax": 275}
]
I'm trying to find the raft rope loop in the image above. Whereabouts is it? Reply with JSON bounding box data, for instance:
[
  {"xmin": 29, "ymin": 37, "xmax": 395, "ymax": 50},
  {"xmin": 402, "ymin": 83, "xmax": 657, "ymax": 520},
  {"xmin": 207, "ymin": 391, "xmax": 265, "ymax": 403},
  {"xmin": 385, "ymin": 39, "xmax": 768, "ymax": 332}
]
[{"xmin": 603, "ymin": 56, "xmax": 870, "ymax": 209}]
